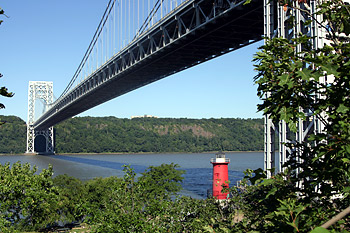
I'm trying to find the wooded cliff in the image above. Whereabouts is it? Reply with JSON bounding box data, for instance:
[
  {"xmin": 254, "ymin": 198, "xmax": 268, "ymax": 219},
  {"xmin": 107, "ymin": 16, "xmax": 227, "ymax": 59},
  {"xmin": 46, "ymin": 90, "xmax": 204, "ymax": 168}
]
[{"xmin": 0, "ymin": 115, "xmax": 263, "ymax": 154}]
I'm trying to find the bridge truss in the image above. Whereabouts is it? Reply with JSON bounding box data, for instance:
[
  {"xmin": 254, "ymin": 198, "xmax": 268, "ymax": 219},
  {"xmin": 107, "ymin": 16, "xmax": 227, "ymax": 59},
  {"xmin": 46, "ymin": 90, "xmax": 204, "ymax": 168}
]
[{"xmin": 263, "ymin": 0, "xmax": 327, "ymax": 177}]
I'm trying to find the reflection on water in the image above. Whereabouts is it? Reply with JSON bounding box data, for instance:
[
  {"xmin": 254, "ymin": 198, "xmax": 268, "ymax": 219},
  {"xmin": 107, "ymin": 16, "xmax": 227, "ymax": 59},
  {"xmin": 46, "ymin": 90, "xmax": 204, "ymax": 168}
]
[
  {"xmin": 0, "ymin": 152, "xmax": 263, "ymax": 198},
  {"xmin": 51, "ymin": 155, "xmax": 147, "ymax": 173}
]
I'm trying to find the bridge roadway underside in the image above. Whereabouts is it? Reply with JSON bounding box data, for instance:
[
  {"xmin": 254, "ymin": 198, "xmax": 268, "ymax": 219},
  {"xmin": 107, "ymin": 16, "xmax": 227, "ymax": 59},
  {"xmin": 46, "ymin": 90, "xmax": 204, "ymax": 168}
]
[{"xmin": 35, "ymin": 0, "xmax": 263, "ymax": 130}]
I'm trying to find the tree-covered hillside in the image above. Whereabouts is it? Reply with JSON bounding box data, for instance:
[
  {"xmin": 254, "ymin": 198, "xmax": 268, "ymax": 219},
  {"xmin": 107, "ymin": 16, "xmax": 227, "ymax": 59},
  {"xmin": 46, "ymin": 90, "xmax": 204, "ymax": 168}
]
[
  {"xmin": 54, "ymin": 117, "xmax": 263, "ymax": 153},
  {"xmin": 0, "ymin": 115, "xmax": 263, "ymax": 154},
  {"xmin": 0, "ymin": 115, "xmax": 26, "ymax": 154}
]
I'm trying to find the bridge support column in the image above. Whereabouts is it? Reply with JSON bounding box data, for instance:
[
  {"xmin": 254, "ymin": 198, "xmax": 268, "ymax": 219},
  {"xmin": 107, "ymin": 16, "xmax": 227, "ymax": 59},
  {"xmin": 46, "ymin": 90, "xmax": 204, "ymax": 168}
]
[
  {"xmin": 263, "ymin": 0, "xmax": 325, "ymax": 177},
  {"xmin": 26, "ymin": 81, "xmax": 55, "ymax": 154}
]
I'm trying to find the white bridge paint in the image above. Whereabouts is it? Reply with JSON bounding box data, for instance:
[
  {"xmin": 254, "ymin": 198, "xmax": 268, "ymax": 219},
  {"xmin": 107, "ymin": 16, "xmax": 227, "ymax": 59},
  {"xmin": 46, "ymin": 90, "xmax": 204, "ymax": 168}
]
[{"xmin": 26, "ymin": 81, "xmax": 54, "ymax": 154}]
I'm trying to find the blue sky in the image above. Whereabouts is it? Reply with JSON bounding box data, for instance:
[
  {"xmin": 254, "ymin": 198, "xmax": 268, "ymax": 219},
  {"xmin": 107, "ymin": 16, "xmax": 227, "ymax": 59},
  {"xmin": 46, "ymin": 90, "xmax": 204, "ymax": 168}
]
[{"xmin": 0, "ymin": 0, "xmax": 264, "ymax": 122}]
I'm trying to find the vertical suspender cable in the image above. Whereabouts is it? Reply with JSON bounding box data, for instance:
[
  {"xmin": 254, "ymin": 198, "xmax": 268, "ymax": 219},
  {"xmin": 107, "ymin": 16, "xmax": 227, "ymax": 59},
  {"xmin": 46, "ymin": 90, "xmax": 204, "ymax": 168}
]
[
  {"xmin": 148, "ymin": 0, "xmax": 150, "ymax": 28},
  {"xmin": 125, "ymin": 0, "xmax": 126, "ymax": 47},
  {"xmin": 58, "ymin": 0, "xmax": 113, "ymax": 100},
  {"xmin": 108, "ymin": 10, "xmax": 110, "ymax": 61},
  {"xmin": 104, "ymin": 23, "xmax": 106, "ymax": 64},
  {"xmin": 106, "ymin": 14, "xmax": 108, "ymax": 63},
  {"xmin": 96, "ymin": 37, "xmax": 98, "ymax": 69},
  {"xmin": 101, "ymin": 27, "xmax": 103, "ymax": 66},
  {"xmin": 100, "ymin": 35, "xmax": 102, "ymax": 67},
  {"xmin": 120, "ymin": 0, "xmax": 122, "ymax": 50},
  {"xmin": 127, "ymin": 1, "xmax": 131, "ymax": 44},
  {"xmin": 113, "ymin": 0, "xmax": 115, "ymax": 54}
]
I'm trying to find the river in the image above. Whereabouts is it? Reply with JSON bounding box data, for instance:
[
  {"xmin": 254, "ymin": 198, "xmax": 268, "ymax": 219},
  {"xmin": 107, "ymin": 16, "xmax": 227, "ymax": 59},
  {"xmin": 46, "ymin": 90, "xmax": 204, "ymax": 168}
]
[{"xmin": 0, "ymin": 152, "xmax": 263, "ymax": 198}]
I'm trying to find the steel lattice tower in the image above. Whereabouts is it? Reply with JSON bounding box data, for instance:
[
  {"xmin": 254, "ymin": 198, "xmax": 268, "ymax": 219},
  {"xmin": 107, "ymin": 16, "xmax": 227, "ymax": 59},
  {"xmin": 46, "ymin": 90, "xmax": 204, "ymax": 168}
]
[
  {"xmin": 26, "ymin": 81, "xmax": 54, "ymax": 154},
  {"xmin": 263, "ymin": 0, "xmax": 327, "ymax": 177}
]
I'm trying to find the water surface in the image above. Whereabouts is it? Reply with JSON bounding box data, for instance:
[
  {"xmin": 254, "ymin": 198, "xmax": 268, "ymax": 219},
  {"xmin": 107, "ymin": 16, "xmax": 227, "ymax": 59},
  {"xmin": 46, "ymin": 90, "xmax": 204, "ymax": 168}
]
[{"xmin": 0, "ymin": 152, "xmax": 263, "ymax": 198}]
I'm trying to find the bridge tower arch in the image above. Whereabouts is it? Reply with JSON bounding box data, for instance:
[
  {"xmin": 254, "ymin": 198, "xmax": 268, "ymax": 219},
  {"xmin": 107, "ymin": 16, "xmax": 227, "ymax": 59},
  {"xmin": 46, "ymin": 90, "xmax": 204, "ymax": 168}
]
[{"xmin": 26, "ymin": 81, "xmax": 54, "ymax": 154}]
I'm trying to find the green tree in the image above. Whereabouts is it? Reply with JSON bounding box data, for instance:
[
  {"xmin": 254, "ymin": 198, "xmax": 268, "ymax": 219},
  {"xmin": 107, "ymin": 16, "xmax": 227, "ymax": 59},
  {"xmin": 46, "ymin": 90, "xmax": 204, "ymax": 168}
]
[
  {"xmin": 0, "ymin": 162, "xmax": 60, "ymax": 231},
  {"xmin": 86, "ymin": 164, "xmax": 187, "ymax": 232},
  {"xmin": 230, "ymin": 0, "xmax": 350, "ymax": 232},
  {"xmin": 255, "ymin": 0, "xmax": 350, "ymax": 198},
  {"xmin": 53, "ymin": 174, "xmax": 86, "ymax": 224},
  {"xmin": 0, "ymin": 116, "xmax": 26, "ymax": 153},
  {"xmin": 138, "ymin": 163, "xmax": 185, "ymax": 200}
]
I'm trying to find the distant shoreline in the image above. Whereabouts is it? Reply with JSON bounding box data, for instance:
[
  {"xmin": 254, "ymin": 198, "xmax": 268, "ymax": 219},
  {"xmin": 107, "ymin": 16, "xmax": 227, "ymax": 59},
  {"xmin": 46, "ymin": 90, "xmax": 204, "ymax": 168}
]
[{"xmin": 0, "ymin": 151, "xmax": 263, "ymax": 156}]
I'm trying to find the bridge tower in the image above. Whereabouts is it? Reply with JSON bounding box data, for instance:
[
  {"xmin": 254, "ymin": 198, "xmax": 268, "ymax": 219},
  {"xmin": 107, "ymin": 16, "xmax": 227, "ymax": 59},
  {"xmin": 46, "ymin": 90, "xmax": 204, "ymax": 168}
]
[
  {"xmin": 263, "ymin": 0, "xmax": 326, "ymax": 177},
  {"xmin": 26, "ymin": 81, "xmax": 54, "ymax": 154}
]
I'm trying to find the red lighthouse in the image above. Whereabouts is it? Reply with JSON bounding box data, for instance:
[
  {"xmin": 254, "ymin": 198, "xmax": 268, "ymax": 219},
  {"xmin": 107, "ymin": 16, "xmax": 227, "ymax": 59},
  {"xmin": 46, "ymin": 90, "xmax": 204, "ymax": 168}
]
[{"xmin": 211, "ymin": 151, "xmax": 230, "ymax": 199}]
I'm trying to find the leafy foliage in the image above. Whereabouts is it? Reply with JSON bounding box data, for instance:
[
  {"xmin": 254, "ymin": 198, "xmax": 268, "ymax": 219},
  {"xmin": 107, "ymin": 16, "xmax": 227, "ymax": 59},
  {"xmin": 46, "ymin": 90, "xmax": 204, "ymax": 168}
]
[
  {"xmin": 0, "ymin": 161, "xmax": 241, "ymax": 232},
  {"xmin": 82, "ymin": 165, "xmax": 237, "ymax": 233},
  {"xmin": 0, "ymin": 115, "xmax": 26, "ymax": 154},
  {"xmin": 254, "ymin": 0, "xmax": 350, "ymax": 199},
  {"xmin": 232, "ymin": 0, "xmax": 350, "ymax": 232},
  {"xmin": 52, "ymin": 174, "xmax": 86, "ymax": 224},
  {"xmin": 0, "ymin": 162, "xmax": 187, "ymax": 231},
  {"xmin": 138, "ymin": 163, "xmax": 185, "ymax": 200},
  {"xmin": 0, "ymin": 162, "xmax": 60, "ymax": 231}
]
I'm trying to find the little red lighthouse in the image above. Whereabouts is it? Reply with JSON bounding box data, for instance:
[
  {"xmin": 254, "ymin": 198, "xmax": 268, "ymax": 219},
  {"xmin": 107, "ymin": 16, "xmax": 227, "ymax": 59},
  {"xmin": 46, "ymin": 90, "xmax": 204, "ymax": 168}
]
[{"xmin": 211, "ymin": 151, "xmax": 230, "ymax": 199}]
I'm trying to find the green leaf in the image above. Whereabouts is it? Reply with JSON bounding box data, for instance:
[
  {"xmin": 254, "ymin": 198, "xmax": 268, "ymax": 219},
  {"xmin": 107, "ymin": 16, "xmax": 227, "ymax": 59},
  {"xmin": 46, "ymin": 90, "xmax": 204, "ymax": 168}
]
[
  {"xmin": 310, "ymin": 227, "xmax": 331, "ymax": 233},
  {"xmin": 343, "ymin": 21, "xmax": 350, "ymax": 35},
  {"xmin": 243, "ymin": 0, "xmax": 252, "ymax": 5},
  {"xmin": 203, "ymin": 225, "xmax": 215, "ymax": 233},
  {"xmin": 278, "ymin": 73, "xmax": 290, "ymax": 86},
  {"xmin": 296, "ymin": 69, "xmax": 312, "ymax": 81},
  {"xmin": 320, "ymin": 63, "xmax": 339, "ymax": 76},
  {"xmin": 288, "ymin": 122, "xmax": 297, "ymax": 133},
  {"xmin": 336, "ymin": 104, "xmax": 348, "ymax": 113},
  {"xmin": 342, "ymin": 158, "xmax": 350, "ymax": 163},
  {"xmin": 261, "ymin": 178, "xmax": 275, "ymax": 186}
]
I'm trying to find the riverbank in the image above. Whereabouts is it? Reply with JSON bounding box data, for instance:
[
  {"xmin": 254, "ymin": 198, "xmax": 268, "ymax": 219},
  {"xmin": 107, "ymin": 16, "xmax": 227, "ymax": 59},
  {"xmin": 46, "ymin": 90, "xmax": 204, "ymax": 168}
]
[{"xmin": 0, "ymin": 150, "xmax": 263, "ymax": 156}]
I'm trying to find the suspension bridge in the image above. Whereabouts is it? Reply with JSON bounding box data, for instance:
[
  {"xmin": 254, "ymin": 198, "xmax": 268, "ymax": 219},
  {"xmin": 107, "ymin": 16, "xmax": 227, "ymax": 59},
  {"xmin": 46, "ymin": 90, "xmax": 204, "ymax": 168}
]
[
  {"xmin": 27, "ymin": 0, "xmax": 264, "ymax": 153},
  {"xmin": 26, "ymin": 0, "xmax": 326, "ymax": 177}
]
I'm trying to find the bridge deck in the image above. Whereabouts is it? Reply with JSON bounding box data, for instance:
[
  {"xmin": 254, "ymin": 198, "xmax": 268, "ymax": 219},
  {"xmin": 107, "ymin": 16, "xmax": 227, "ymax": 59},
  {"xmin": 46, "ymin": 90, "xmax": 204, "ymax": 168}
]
[{"xmin": 34, "ymin": 0, "xmax": 263, "ymax": 130}]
